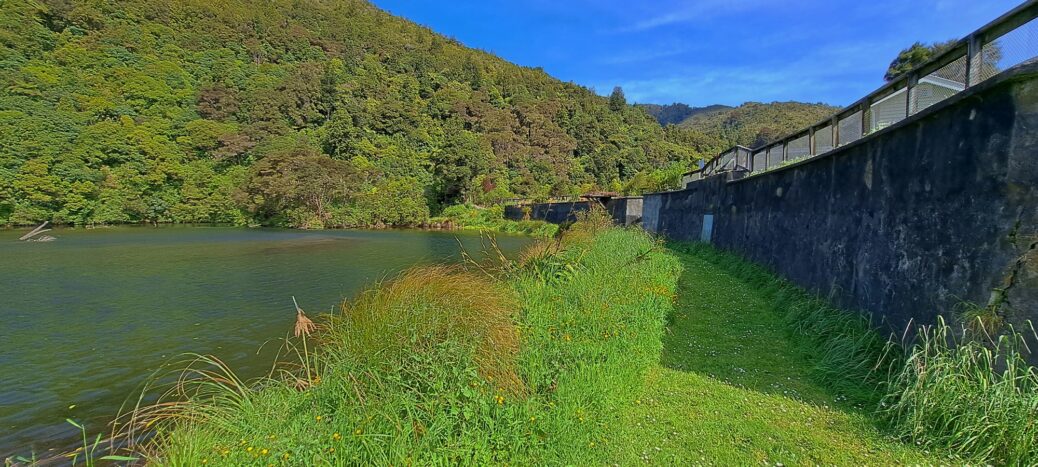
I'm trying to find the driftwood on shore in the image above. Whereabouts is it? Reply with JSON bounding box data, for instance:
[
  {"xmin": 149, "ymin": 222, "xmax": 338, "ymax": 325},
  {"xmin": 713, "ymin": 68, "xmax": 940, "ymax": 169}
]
[{"xmin": 18, "ymin": 221, "xmax": 55, "ymax": 241}]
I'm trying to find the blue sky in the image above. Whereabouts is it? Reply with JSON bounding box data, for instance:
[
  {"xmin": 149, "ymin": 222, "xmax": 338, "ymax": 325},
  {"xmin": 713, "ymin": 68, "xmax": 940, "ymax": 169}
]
[{"xmin": 370, "ymin": 0, "xmax": 1021, "ymax": 107}]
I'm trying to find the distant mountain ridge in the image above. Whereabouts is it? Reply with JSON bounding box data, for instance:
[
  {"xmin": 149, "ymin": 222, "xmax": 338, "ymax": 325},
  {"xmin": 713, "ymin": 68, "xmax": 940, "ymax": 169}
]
[
  {"xmin": 636, "ymin": 103, "xmax": 731, "ymax": 126},
  {"xmin": 679, "ymin": 101, "xmax": 840, "ymax": 149},
  {"xmin": 637, "ymin": 101, "xmax": 840, "ymax": 154}
]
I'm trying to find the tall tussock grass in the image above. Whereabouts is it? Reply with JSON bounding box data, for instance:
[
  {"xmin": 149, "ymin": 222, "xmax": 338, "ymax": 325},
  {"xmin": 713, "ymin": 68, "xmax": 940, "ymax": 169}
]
[
  {"xmin": 126, "ymin": 222, "xmax": 681, "ymax": 465},
  {"xmin": 674, "ymin": 242, "xmax": 1038, "ymax": 464},
  {"xmin": 882, "ymin": 317, "xmax": 1038, "ymax": 464},
  {"xmin": 325, "ymin": 266, "xmax": 523, "ymax": 396}
]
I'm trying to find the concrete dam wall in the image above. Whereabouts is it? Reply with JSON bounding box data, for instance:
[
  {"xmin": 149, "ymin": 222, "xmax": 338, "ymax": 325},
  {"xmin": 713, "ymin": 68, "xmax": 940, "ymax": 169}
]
[
  {"xmin": 644, "ymin": 62, "xmax": 1038, "ymax": 332},
  {"xmin": 504, "ymin": 197, "xmax": 643, "ymax": 226}
]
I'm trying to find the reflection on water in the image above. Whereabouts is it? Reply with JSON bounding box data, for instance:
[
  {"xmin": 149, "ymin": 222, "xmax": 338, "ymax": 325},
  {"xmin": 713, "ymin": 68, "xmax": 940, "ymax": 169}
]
[{"xmin": 0, "ymin": 226, "xmax": 531, "ymax": 458}]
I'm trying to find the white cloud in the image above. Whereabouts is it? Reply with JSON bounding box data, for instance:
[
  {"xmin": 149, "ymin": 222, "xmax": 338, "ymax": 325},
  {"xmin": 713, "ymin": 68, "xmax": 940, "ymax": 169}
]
[{"xmin": 615, "ymin": 0, "xmax": 778, "ymax": 33}]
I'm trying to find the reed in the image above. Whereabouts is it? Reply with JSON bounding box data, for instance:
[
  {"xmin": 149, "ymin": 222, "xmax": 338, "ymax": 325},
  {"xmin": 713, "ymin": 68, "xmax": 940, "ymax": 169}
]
[{"xmin": 881, "ymin": 317, "xmax": 1038, "ymax": 464}]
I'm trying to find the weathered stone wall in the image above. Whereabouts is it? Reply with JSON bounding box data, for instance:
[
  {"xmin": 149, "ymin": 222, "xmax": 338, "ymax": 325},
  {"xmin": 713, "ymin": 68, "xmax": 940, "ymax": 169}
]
[
  {"xmin": 504, "ymin": 197, "xmax": 644, "ymax": 226},
  {"xmin": 504, "ymin": 201, "xmax": 590, "ymax": 224},
  {"xmin": 644, "ymin": 63, "xmax": 1038, "ymax": 333}
]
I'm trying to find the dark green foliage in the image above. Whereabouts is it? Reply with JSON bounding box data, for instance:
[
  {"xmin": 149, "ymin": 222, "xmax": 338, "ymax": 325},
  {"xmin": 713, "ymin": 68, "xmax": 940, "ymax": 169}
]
[
  {"xmin": 637, "ymin": 103, "xmax": 731, "ymax": 126},
  {"xmin": 677, "ymin": 101, "xmax": 840, "ymax": 150},
  {"xmin": 885, "ymin": 41, "xmax": 957, "ymax": 81},
  {"xmin": 0, "ymin": 0, "xmax": 708, "ymax": 228},
  {"xmin": 885, "ymin": 40, "xmax": 1002, "ymax": 82},
  {"xmin": 608, "ymin": 86, "xmax": 627, "ymax": 112}
]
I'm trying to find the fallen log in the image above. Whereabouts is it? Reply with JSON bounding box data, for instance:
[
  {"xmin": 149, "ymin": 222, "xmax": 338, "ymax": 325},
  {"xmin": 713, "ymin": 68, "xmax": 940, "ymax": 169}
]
[{"xmin": 19, "ymin": 221, "xmax": 50, "ymax": 241}]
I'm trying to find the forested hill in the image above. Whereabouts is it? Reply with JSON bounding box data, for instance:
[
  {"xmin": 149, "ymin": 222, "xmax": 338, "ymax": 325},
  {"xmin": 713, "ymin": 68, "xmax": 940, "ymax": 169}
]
[
  {"xmin": 677, "ymin": 101, "xmax": 840, "ymax": 149},
  {"xmin": 636, "ymin": 103, "xmax": 731, "ymax": 126},
  {"xmin": 0, "ymin": 0, "xmax": 710, "ymax": 228}
]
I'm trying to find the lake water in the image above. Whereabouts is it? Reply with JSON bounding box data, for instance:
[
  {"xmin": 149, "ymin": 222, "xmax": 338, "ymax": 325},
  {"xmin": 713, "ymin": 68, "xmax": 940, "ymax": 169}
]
[{"xmin": 0, "ymin": 226, "xmax": 532, "ymax": 459}]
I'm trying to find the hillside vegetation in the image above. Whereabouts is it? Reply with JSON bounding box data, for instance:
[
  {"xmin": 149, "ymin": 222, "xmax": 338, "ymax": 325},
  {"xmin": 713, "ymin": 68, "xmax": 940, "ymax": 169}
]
[
  {"xmin": 678, "ymin": 101, "xmax": 839, "ymax": 150},
  {"xmin": 0, "ymin": 0, "xmax": 708, "ymax": 228},
  {"xmin": 636, "ymin": 103, "xmax": 730, "ymax": 126}
]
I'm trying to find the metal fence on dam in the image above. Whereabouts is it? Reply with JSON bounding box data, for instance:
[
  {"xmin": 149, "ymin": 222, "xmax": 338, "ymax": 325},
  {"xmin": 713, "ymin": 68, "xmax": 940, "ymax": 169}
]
[{"xmin": 683, "ymin": 1, "xmax": 1038, "ymax": 185}]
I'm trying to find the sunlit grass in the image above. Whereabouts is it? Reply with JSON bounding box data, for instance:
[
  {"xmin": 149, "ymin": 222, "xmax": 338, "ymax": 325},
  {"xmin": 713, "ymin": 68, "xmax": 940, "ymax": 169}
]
[
  {"xmin": 104, "ymin": 222, "xmax": 1036, "ymax": 465},
  {"xmin": 883, "ymin": 317, "xmax": 1038, "ymax": 464},
  {"xmin": 126, "ymin": 221, "xmax": 681, "ymax": 464},
  {"xmin": 660, "ymin": 242, "xmax": 1037, "ymax": 465},
  {"xmin": 603, "ymin": 242, "xmax": 939, "ymax": 465}
]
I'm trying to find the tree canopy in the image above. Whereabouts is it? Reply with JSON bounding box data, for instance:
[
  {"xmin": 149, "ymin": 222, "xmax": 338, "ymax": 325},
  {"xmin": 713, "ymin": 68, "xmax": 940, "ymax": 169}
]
[{"xmin": 0, "ymin": 0, "xmax": 709, "ymax": 228}]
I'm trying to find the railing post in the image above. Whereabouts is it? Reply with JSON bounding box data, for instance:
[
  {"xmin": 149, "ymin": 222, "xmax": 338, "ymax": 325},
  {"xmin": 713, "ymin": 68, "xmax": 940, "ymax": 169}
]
[
  {"xmin": 965, "ymin": 33, "xmax": 982, "ymax": 88},
  {"xmin": 861, "ymin": 102, "xmax": 869, "ymax": 136},
  {"xmin": 906, "ymin": 73, "xmax": 918, "ymax": 116},
  {"xmin": 808, "ymin": 127, "xmax": 816, "ymax": 155},
  {"xmin": 831, "ymin": 116, "xmax": 840, "ymax": 148},
  {"xmin": 782, "ymin": 140, "xmax": 788, "ymax": 162}
]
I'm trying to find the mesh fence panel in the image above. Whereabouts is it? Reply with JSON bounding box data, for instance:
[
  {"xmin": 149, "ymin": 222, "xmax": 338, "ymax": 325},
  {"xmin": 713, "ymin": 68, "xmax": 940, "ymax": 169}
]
[
  {"xmin": 868, "ymin": 88, "xmax": 907, "ymax": 132},
  {"xmin": 814, "ymin": 125, "xmax": 834, "ymax": 154},
  {"xmin": 767, "ymin": 144, "xmax": 784, "ymax": 167},
  {"xmin": 736, "ymin": 148, "xmax": 751, "ymax": 169},
  {"xmin": 838, "ymin": 110, "xmax": 862, "ymax": 145},
  {"xmin": 752, "ymin": 150, "xmax": 767, "ymax": 171},
  {"xmin": 911, "ymin": 54, "xmax": 968, "ymax": 115},
  {"xmin": 787, "ymin": 134, "xmax": 810, "ymax": 159},
  {"xmin": 719, "ymin": 150, "xmax": 735, "ymax": 170},
  {"xmin": 978, "ymin": 16, "xmax": 1038, "ymax": 84}
]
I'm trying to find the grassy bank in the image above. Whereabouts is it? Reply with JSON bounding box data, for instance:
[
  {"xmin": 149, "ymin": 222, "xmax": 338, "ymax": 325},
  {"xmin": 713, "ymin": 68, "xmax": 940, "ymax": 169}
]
[
  {"xmin": 113, "ymin": 222, "xmax": 1036, "ymax": 465},
  {"xmin": 643, "ymin": 243, "xmax": 1038, "ymax": 465},
  {"xmin": 124, "ymin": 215, "xmax": 678, "ymax": 464},
  {"xmin": 602, "ymin": 243, "xmax": 939, "ymax": 465}
]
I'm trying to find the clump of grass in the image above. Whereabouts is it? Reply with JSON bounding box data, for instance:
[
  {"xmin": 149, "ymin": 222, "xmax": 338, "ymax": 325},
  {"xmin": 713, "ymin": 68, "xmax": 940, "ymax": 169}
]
[
  {"xmin": 127, "ymin": 223, "xmax": 681, "ymax": 464},
  {"xmin": 881, "ymin": 317, "xmax": 1038, "ymax": 464},
  {"xmin": 323, "ymin": 265, "xmax": 523, "ymax": 395}
]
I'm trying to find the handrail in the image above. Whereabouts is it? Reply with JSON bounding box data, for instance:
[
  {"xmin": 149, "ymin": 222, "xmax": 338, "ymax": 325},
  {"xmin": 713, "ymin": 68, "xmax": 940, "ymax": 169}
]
[{"xmin": 682, "ymin": 0, "xmax": 1038, "ymax": 187}]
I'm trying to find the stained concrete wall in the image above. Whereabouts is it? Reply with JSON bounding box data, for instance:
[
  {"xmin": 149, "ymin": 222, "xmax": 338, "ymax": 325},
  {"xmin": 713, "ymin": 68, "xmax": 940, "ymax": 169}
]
[
  {"xmin": 644, "ymin": 62, "xmax": 1038, "ymax": 333},
  {"xmin": 504, "ymin": 201, "xmax": 590, "ymax": 224},
  {"xmin": 505, "ymin": 197, "xmax": 644, "ymax": 226}
]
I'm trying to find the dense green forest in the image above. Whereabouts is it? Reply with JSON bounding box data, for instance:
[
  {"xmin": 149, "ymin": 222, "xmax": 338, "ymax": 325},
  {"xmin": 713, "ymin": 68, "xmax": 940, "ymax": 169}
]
[
  {"xmin": 676, "ymin": 101, "xmax": 840, "ymax": 149},
  {"xmin": 1, "ymin": 0, "xmax": 722, "ymax": 228},
  {"xmin": 636, "ymin": 103, "xmax": 730, "ymax": 126}
]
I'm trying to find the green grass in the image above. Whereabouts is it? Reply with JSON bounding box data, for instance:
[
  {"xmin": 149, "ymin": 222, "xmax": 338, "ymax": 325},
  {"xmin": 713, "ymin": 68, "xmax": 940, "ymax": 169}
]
[
  {"xmin": 601, "ymin": 243, "xmax": 945, "ymax": 465},
  {"xmin": 883, "ymin": 317, "xmax": 1038, "ymax": 464},
  {"xmin": 611, "ymin": 242, "xmax": 1038, "ymax": 465},
  {"xmin": 116, "ymin": 223, "xmax": 1036, "ymax": 465},
  {"xmin": 125, "ymin": 221, "xmax": 680, "ymax": 464}
]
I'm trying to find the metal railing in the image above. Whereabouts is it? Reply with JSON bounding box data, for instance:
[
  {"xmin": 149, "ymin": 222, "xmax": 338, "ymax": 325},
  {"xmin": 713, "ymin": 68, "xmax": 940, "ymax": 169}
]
[{"xmin": 682, "ymin": 1, "xmax": 1038, "ymax": 186}]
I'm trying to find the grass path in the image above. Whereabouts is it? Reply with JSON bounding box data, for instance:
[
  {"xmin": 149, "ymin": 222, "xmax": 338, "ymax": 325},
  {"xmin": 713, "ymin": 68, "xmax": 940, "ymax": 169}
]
[{"xmin": 602, "ymin": 245, "xmax": 946, "ymax": 465}]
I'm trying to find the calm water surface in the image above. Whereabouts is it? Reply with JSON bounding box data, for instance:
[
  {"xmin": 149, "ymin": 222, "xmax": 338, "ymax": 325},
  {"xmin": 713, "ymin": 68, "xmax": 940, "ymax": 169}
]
[{"xmin": 0, "ymin": 226, "xmax": 532, "ymax": 458}]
